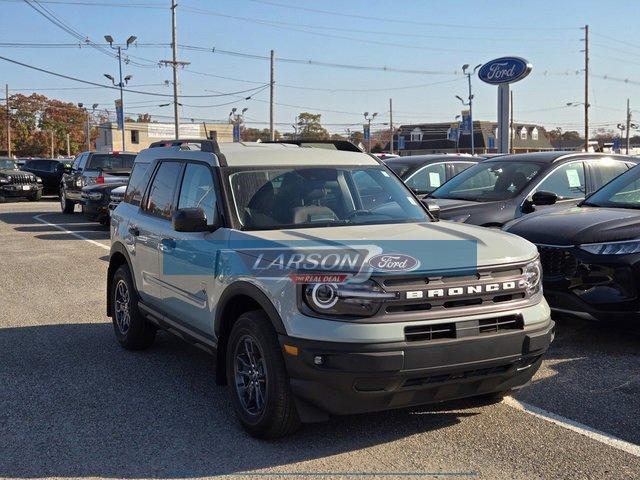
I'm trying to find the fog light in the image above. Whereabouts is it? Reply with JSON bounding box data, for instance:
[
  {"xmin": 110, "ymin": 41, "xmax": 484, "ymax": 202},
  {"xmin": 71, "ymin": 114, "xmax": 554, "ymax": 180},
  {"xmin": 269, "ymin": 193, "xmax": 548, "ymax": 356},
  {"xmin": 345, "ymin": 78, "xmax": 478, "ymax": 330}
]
[{"xmin": 313, "ymin": 355, "xmax": 324, "ymax": 366}]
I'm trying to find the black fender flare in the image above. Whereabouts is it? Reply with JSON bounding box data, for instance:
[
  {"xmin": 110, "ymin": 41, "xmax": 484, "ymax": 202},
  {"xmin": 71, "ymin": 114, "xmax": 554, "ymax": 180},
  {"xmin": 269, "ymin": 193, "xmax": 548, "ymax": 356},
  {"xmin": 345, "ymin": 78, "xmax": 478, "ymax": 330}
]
[
  {"xmin": 106, "ymin": 242, "xmax": 137, "ymax": 317},
  {"xmin": 215, "ymin": 281, "xmax": 286, "ymax": 336}
]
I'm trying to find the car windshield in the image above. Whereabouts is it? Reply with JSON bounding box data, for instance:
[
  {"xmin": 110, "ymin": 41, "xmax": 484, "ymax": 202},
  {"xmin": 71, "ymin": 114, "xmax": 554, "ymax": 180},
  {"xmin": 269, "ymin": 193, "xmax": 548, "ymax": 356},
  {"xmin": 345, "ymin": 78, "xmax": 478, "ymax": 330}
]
[
  {"xmin": 0, "ymin": 159, "xmax": 17, "ymax": 170},
  {"xmin": 86, "ymin": 154, "xmax": 135, "ymax": 171},
  {"xmin": 227, "ymin": 166, "xmax": 430, "ymax": 230},
  {"xmin": 430, "ymin": 161, "xmax": 543, "ymax": 201},
  {"xmin": 582, "ymin": 166, "xmax": 640, "ymax": 209}
]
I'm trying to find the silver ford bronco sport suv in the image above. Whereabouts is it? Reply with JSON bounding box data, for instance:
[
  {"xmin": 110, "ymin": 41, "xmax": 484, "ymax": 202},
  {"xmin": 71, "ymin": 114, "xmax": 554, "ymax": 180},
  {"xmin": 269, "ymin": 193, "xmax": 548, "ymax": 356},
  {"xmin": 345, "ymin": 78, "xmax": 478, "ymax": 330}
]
[{"xmin": 107, "ymin": 139, "xmax": 554, "ymax": 439}]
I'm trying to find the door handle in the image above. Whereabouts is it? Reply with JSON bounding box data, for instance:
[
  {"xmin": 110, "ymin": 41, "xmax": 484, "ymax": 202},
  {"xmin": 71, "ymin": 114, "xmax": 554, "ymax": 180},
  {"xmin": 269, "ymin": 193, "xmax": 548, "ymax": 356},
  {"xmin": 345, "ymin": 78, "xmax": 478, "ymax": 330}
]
[
  {"xmin": 159, "ymin": 238, "xmax": 176, "ymax": 252},
  {"xmin": 128, "ymin": 225, "xmax": 139, "ymax": 236}
]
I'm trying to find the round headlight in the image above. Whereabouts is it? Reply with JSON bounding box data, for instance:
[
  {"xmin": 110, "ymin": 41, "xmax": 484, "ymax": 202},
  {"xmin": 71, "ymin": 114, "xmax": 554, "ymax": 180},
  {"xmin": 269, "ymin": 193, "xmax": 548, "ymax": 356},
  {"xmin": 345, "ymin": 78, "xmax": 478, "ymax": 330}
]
[
  {"xmin": 310, "ymin": 283, "xmax": 339, "ymax": 310},
  {"xmin": 522, "ymin": 259, "xmax": 542, "ymax": 296}
]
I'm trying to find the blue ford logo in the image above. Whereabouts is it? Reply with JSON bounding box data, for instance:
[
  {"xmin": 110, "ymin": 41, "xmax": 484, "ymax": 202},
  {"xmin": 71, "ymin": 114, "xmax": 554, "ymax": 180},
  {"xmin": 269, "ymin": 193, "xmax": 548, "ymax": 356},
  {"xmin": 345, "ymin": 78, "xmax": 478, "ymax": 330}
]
[
  {"xmin": 368, "ymin": 254, "xmax": 419, "ymax": 272},
  {"xmin": 478, "ymin": 57, "xmax": 532, "ymax": 85}
]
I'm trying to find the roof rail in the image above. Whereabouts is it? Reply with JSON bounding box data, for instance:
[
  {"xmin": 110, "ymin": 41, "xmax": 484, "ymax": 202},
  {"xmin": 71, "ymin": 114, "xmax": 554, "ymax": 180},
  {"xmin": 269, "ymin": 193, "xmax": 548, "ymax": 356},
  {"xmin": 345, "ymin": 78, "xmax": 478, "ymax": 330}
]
[
  {"xmin": 262, "ymin": 139, "xmax": 363, "ymax": 153},
  {"xmin": 149, "ymin": 139, "xmax": 221, "ymax": 154}
]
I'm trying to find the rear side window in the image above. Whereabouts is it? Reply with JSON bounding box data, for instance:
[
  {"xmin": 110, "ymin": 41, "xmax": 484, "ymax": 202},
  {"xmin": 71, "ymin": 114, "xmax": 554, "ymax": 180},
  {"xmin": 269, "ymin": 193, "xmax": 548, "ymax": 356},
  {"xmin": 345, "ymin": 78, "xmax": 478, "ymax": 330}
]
[
  {"xmin": 124, "ymin": 162, "xmax": 151, "ymax": 206},
  {"xmin": 144, "ymin": 162, "xmax": 182, "ymax": 219},
  {"xmin": 590, "ymin": 161, "xmax": 629, "ymax": 189}
]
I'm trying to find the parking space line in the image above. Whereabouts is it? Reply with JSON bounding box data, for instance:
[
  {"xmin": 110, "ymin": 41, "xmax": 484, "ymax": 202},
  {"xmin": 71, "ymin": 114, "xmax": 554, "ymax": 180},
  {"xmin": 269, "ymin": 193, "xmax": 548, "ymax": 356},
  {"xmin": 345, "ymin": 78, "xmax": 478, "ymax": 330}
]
[
  {"xmin": 504, "ymin": 396, "xmax": 640, "ymax": 458},
  {"xmin": 33, "ymin": 214, "xmax": 110, "ymax": 251}
]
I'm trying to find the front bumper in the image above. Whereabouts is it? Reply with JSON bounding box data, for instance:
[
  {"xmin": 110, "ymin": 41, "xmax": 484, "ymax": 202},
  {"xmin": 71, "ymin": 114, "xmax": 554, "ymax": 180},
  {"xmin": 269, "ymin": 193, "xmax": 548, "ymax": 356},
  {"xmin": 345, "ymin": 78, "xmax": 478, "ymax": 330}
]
[
  {"xmin": 539, "ymin": 246, "xmax": 640, "ymax": 321},
  {"xmin": 280, "ymin": 319, "xmax": 554, "ymax": 416},
  {"xmin": 0, "ymin": 183, "xmax": 42, "ymax": 197}
]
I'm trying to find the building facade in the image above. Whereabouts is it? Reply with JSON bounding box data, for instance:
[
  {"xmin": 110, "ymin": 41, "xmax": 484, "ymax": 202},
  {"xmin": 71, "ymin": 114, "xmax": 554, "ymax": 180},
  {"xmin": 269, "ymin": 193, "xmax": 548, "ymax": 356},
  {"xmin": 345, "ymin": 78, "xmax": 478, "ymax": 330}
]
[
  {"xmin": 392, "ymin": 121, "xmax": 553, "ymax": 156},
  {"xmin": 96, "ymin": 122, "xmax": 233, "ymax": 152}
]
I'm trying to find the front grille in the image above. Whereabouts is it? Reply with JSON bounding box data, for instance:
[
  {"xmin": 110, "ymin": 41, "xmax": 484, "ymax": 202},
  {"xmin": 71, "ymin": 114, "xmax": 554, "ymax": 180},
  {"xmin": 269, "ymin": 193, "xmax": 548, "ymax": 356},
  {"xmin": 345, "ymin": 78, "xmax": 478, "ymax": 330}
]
[
  {"xmin": 9, "ymin": 173, "xmax": 32, "ymax": 185},
  {"xmin": 404, "ymin": 314, "xmax": 523, "ymax": 342},
  {"xmin": 379, "ymin": 263, "xmax": 529, "ymax": 319},
  {"xmin": 403, "ymin": 363, "xmax": 512, "ymax": 387},
  {"xmin": 537, "ymin": 245, "xmax": 577, "ymax": 280}
]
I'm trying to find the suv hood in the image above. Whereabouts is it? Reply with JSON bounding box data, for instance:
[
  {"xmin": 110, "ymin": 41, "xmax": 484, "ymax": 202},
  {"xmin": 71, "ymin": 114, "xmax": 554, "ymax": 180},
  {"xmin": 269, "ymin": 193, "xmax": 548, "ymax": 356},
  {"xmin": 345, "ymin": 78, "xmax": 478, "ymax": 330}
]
[
  {"xmin": 505, "ymin": 206, "xmax": 640, "ymax": 245},
  {"xmin": 230, "ymin": 221, "xmax": 537, "ymax": 270},
  {"xmin": 0, "ymin": 168, "xmax": 22, "ymax": 175}
]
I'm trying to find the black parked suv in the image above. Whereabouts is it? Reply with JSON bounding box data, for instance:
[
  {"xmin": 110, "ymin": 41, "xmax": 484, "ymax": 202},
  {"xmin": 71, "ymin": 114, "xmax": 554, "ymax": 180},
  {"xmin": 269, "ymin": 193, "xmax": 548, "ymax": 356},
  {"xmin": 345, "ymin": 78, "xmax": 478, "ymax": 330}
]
[
  {"xmin": 60, "ymin": 151, "xmax": 135, "ymax": 214},
  {"xmin": 505, "ymin": 164, "xmax": 640, "ymax": 322},
  {"xmin": 0, "ymin": 157, "xmax": 43, "ymax": 202},
  {"xmin": 428, "ymin": 152, "xmax": 638, "ymax": 227},
  {"xmin": 22, "ymin": 158, "xmax": 73, "ymax": 196}
]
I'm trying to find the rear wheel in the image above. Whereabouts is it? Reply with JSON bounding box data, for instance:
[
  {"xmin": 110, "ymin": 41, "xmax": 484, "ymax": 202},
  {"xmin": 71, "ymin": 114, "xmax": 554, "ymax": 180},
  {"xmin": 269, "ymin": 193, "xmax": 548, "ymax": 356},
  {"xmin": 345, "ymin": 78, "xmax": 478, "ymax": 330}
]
[
  {"xmin": 60, "ymin": 186, "xmax": 74, "ymax": 213},
  {"xmin": 226, "ymin": 310, "xmax": 300, "ymax": 439},
  {"xmin": 111, "ymin": 264, "xmax": 156, "ymax": 350}
]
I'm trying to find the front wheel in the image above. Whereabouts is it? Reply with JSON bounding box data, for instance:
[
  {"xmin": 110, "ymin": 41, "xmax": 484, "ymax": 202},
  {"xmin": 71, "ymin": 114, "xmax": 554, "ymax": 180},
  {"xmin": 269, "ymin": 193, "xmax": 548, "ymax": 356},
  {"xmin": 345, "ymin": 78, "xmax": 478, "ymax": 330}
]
[
  {"xmin": 226, "ymin": 310, "xmax": 300, "ymax": 439},
  {"xmin": 60, "ymin": 187, "xmax": 75, "ymax": 213},
  {"xmin": 29, "ymin": 190, "xmax": 42, "ymax": 202},
  {"xmin": 111, "ymin": 264, "xmax": 156, "ymax": 350}
]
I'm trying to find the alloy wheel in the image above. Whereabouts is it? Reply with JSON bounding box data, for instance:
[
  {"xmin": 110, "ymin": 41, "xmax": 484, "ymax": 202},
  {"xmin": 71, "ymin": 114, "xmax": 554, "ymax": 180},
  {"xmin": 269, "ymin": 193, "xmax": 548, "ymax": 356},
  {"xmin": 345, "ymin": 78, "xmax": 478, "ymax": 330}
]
[
  {"xmin": 114, "ymin": 279, "xmax": 131, "ymax": 334},
  {"xmin": 234, "ymin": 335, "xmax": 268, "ymax": 416}
]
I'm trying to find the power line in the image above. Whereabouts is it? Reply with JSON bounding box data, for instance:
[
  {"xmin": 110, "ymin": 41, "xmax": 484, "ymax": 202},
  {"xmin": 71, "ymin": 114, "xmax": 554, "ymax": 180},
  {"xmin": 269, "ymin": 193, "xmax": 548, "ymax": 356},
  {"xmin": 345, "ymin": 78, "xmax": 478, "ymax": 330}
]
[
  {"xmin": 0, "ymin": 54, "xmax": 271, "ymax": 97},
  {"xmin": 248, "ymin": 0, "xmax": 576, "ymax": 31}
]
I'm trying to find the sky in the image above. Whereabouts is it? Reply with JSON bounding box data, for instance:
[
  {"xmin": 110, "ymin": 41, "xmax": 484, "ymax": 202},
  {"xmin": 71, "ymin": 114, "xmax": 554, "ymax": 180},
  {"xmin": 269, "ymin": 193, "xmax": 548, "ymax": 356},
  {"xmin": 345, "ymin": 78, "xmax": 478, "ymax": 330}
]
[{"xmin": 1, "ymin": 0, "xmax": 640, "ymax": 136}]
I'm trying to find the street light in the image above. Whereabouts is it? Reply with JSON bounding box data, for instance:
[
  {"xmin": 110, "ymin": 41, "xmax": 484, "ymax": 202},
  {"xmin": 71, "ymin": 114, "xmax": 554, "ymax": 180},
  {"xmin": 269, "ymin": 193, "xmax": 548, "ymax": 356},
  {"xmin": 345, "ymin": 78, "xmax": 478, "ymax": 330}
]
[
  {"xmin": 229, "ymin": 107, "xmax": 248, "ymax": 142},
  {"xmin": 364, "ymin": 112, "xmax": 378, "ymax": 152},
  {"xmin": 457, "ymin": 63, "xmax": 482, "ymax": 155},
  {"xmin": 104, "ymin": 33, "xmax": 137, "ymax": 151}
]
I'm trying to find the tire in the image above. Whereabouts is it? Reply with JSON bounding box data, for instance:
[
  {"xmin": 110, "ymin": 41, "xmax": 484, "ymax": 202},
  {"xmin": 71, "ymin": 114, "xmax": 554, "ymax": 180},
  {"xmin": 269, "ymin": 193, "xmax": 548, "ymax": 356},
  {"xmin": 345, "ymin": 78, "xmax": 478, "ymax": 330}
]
[
  {"xmin": 111, "ymin": 264, "xmax": 156, "ymax": 350},
  {"xmin": 60, "ymin": 186, "xmax": 74, "ymax": 214},
  {"xmin": 29, "ymin": 191, "xmax": 42, "ymax": 202},
  {"xmin": 226, "ymin": 310, "xmax": 300, "ymax": 439}
]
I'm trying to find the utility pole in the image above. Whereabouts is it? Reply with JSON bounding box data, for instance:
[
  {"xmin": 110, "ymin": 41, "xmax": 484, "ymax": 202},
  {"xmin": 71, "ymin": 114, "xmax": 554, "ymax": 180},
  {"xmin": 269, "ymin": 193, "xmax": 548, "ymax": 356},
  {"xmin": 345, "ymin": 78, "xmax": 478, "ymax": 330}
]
[
  {"xmin": 50, "ymin": 131, "xmax": 54, "ymax": 158},
  {"xmin": 160, "ymin": 0, "xmax": 190, "ymax": 140},
  {"xmin": 389, "ymin": 98, "xmax": 394, "ymax": 154},
  {"xmin": 583, "ymin": 24, "xmax": 590, "ymax": 152},
  {"xmin": 269, "ymin": 50, "xmax": 275, "ymax": 141},
  {"xmin": 66, "ymin": 133, "xmax": 70, "ymax": 157},
  {"xmin": 626, "ymin": 98, "xmax": 631, "ymax": 155},
  {"xmin": 509, "ymin": 90, "xmax": 514, "ymax": 154},
  {"xmin": 5, "ymin": 84, "xmax": 10, "ymax": 158}
]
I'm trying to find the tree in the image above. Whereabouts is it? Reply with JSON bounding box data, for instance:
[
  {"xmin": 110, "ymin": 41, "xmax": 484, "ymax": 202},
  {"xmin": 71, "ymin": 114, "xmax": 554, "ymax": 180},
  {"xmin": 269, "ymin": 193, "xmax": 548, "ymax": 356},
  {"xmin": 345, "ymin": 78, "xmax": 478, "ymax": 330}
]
[
  {"xmin": 0, "ymin": 93, "xmax": 93, "ymax": 157},
  {"xmin": 241, "ymin": 127, "xmax": 281, "ymax": 142},
  {"xmin": 296, "ymin": 112, "xmax": 329, "ymax": 140},
  {"xmin": 136, "ymin": 113, "xmax": 153, "ymax": 123}
]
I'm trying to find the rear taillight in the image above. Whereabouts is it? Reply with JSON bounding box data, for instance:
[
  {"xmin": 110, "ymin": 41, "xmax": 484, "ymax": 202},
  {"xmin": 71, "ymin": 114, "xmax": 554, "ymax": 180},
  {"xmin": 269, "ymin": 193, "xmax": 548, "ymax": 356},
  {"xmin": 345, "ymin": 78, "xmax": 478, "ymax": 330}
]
[{"xmin": 96, "ymin": 175, "xmax": 105, "ymax": 184}]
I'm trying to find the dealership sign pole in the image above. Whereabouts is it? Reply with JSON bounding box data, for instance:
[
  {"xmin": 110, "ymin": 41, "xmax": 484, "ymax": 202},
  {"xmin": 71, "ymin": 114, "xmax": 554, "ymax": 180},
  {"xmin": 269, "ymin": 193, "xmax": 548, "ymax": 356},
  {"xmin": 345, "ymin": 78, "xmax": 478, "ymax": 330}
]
[{"xmin": 478, "ymin": 57, "xmax": 532, "ymax": 153}]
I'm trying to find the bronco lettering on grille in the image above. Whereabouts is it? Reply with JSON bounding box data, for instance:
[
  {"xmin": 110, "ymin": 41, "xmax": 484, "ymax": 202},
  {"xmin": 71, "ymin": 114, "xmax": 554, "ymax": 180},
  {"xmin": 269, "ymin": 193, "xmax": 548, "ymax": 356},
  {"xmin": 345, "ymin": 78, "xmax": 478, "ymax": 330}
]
[{"xmin": 405, "ymin": 281, "xmax": 518, "ymax": 300}]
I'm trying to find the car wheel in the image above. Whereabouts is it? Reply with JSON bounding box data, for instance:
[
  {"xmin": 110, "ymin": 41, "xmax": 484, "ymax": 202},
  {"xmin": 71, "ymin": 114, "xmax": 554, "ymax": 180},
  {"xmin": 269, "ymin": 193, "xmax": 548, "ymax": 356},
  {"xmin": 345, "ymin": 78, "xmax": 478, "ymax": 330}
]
[
  {"xmin": 111, "ymin": 264, "xmax": 156, "ymax": 350},
  {"xmin": 60, "ymin": 187, "xmax": 74, "ymax": 214},
  {"xmin": 28, "ymin": 191, "xmax": 42, "ymax": 202},
  {"xmin": 226, "ymin": 310, "xmax": 300, "ymax": 439}
]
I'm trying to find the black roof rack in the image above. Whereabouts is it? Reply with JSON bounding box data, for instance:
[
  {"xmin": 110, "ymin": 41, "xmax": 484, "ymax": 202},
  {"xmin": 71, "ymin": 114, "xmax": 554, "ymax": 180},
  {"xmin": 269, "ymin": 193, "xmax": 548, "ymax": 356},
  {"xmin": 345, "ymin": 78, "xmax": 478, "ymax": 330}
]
[
  {"xmin": 262, "ymin": 139, "xmax": 363, "ymax": 153},
  {"xmin": 149, "ymin": 139, "xmax": 221, "ymax": 154}
]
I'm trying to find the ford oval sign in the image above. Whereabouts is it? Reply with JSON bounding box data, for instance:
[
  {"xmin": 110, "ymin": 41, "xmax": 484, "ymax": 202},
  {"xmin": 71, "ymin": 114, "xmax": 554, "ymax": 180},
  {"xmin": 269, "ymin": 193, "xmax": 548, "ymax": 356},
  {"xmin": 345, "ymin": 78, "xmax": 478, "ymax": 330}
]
[
  {"xmin": 368, "ymin": 254, "xmax": 419, "ymax": 272},
  {"xmin": 478, "ymin": 57, "xmax": 532, "ymax": 85}
]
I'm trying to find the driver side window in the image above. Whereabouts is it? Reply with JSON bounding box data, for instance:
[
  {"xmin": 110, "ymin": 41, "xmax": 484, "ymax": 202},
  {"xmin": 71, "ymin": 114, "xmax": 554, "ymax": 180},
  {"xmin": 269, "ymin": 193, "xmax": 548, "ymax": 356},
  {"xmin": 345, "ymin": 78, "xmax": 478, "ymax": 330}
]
[
  {"xmin": 177, "ymin": 163, "xmax": 218, "ymax": 226},
  {"xmin": 536, "ymin": 162, "xmax": 585, "ymax": 199}
]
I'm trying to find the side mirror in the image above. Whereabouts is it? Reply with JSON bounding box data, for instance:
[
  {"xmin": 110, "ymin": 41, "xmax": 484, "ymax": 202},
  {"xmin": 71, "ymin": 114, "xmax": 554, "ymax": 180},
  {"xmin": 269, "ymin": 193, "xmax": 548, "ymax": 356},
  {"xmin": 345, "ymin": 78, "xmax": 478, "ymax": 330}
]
[
  {"xmin": 421, "ymin": 199, "xmax": 441, "ymax": 219},
  {"xmin": 172, "ymin": 208, "xmax": 208, "ymax": 232},
  {"xmin": 531, "ymin": 190, "xmax": 558, "ymax": 206}
]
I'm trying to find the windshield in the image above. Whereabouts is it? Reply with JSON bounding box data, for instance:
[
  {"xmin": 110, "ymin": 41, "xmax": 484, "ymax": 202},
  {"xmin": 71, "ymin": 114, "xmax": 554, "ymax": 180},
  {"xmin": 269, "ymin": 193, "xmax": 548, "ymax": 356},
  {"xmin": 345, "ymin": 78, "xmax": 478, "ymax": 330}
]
[
  {"xmin": 431, "ymin": 161, "xmax": 543, "ymax": 201},
  {"xmin": 86, "ymin": 154, "xmax": 135, "ymax": 171},
  {"xmin": 583, "ymin": 166, "xmax": 640, "ymax": 209},
  {"xmin": 227, "ymin": 166, "xmax": 430, "ymax": 230},
  {"xmin": 0, "ymin": 159, "xmax": 17, "ymax": 170}
]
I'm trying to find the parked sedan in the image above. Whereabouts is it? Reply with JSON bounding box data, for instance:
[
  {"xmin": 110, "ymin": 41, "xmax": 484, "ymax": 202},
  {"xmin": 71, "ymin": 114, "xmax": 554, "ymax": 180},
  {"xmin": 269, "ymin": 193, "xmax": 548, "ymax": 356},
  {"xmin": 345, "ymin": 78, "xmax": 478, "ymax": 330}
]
[
  {"xmin": 21, "ymin": 158, "xmax": 72, "ymax": 196},
  {"xmin": 504, "ymin": 164, "xmax": 640, "ymax": 322},
  {"xmin": 427, "ymin": 152, "xmax": 638, "ymax": 227},
  {"xmin": 384, "ymin": 154, "xmax": 479, "ymax": 196}
]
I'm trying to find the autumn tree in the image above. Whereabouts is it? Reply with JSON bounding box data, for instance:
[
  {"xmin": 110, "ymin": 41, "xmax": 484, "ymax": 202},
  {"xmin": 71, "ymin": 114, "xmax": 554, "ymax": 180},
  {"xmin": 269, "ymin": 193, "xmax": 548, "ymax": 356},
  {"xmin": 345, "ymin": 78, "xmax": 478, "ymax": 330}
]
[
  {"xmin": 296, "ymin": 112, "xmax": 329, "ymax": 140},
  {"xmin": 241, "ymin": 127, "xmax": 281, "ymax": 142},
  {"xmin": 0, "ymin": 93, "xmax": 96, "ymax": 157}
]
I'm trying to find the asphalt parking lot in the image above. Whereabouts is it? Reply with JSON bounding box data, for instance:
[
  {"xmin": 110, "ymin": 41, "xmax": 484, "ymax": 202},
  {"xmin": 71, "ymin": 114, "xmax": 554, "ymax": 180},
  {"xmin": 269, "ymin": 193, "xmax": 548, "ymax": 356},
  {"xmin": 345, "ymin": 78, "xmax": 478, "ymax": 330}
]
[{"xmin": 1, "ymin": 200, "xmax": 640, "ymax": 479}]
